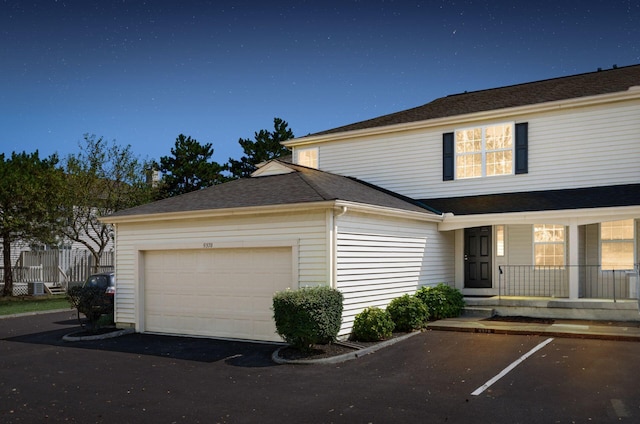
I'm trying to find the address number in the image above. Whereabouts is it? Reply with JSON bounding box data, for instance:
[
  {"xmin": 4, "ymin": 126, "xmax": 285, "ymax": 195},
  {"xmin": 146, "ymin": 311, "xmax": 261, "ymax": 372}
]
[{"xmin": 203, "ymin": 242, "xmax": 214, "ymax": 248}]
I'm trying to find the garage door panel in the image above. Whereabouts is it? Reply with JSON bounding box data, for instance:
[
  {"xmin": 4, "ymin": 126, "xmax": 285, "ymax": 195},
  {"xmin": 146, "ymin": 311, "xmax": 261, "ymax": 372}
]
[{"xmin": 144, "ymin": 247, "xmax": 292, "ymax": 342}]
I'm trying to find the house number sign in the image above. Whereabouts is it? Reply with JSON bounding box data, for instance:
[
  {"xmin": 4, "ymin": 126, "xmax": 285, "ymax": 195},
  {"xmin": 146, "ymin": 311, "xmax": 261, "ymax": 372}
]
[{"xmin": 203, "ymin": 242, "xmax": 214, "ymax": 248}]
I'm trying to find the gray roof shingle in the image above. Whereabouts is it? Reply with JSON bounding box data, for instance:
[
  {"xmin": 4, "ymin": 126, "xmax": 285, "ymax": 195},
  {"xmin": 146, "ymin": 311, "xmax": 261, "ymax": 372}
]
[
  {"xmin": 421, "ymin": 184, "xmax": 640, "ymax": 216},
  {"xmin": 310, "ymin": 64, "xmax": 640, "ymax": 136},
  {"xmin": 108, "ymin": 162, "xmax": 436, "ymax": 218}
]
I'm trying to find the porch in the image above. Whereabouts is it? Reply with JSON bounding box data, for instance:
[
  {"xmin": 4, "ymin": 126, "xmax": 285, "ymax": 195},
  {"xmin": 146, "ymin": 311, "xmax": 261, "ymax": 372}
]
[
  {"xmin": 464, "ymin": 296, "xmax": 640, "ymax": 322},
  {"xmin": 461, "ymin": 264, "xmax": 640, "ymax": 322}
]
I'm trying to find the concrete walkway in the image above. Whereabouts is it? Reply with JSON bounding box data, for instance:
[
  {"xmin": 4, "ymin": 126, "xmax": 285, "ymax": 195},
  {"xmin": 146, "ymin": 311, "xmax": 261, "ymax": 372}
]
[{"xmin": 427, "ymin": 316, "xmax": 640, "ymax": 341}]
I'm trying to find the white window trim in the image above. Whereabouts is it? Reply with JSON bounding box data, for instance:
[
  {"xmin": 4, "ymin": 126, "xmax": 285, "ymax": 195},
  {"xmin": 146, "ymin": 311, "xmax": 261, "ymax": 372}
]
[{"xmin": 454, "ymin": 122, "xmax": 515, "ymax": 179}]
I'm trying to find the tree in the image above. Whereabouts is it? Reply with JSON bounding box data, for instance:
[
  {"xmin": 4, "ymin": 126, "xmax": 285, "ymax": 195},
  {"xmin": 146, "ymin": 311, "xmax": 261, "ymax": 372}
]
[
  {"xmin": 61, "ymin": 135, "xmax": 154, "ymax": 270},
  {"xmin": 157, "ymin": 134, "xmax": 226, "ymax": 198},
  {"xmin": 227, "ymin": 117, "xmax": 294, "ymax": 179},
  {"xmin": 0, "ymin": 151, "xmax": 64, "ymax": 296}
]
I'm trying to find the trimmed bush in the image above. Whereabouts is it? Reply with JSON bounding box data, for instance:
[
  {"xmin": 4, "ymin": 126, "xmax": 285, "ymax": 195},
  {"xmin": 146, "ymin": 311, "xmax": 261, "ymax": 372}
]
[
  {"xmin": 351, "ymin": 307, "xmax": 395, "ymax": 342},
  {"xmin": 415, "ymin": 283, "xmax": 465, "ymax": 320},
  {"xmin": 386, "ymin": 294, "xmax": 430, "ymax": 332},
  {"xmin": 272, "ymin": 286, "xmax": 343, "ymax": 351}
]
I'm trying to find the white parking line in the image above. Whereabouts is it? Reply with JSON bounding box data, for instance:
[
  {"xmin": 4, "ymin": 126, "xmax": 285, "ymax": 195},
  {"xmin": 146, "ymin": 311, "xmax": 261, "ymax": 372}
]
[{"xmin": 471, "ymin": 337, "xmax": 554, "ymax": 396}]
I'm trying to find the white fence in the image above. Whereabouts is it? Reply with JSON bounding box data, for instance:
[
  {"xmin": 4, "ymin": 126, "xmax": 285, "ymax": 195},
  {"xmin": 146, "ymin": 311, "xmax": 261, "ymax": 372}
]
[{"xmin": 0, "ymin": 249, "xmax": 114, "ymax": 293}]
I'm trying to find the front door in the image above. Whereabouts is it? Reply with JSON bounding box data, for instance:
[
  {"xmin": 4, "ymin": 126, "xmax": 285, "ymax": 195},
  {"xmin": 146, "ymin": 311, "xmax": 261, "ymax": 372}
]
[{"xmin": 464, "ymin": 226, "xmax": 492, "ymax": 288}]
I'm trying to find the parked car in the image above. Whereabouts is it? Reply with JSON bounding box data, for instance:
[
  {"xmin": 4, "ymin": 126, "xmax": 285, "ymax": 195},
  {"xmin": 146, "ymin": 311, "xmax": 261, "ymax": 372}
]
[{"xmin": 83, "ymin": 272, "xmax": 115, "ymax": 304}]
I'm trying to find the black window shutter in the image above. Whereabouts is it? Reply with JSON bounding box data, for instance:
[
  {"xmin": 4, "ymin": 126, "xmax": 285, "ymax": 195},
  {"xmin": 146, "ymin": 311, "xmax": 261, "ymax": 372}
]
[
  {"xmin": 443, "ymin": 132, "xmax": 454, "ymax": 181},
  {"xmin": 515, "ymin": 123, "xmax": 528, "ymax": 174}
]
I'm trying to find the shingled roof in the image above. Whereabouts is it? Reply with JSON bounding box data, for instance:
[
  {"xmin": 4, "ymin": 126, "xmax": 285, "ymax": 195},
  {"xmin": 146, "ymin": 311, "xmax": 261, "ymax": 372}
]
[
  {"xmin": 108, "ymin": 161, "xmax": 436, "ymax": 218},
  {"xmin": 421, "ymin": 184, "xmax": 640, "ymax": 216},
  {"xmin": 311, "ymin": 64, "xmax": 640, "ymax": 136}
]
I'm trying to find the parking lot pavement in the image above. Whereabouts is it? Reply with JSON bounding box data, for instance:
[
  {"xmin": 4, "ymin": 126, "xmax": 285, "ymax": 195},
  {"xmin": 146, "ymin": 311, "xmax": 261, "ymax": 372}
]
[{"xmin": 2, "ymin": 311, "xmax": 640, "ymax": 423}]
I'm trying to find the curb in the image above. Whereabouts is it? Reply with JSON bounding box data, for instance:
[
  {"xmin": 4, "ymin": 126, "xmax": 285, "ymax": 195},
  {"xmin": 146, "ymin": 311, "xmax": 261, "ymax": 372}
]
[
  {"xmin": 0, "ymin": 308, "xmax": 74, "ymax": 320},
  {"xmin": 62, "ymin": 328, "xmax": 135, "ymax": 342},
  {"xmin": 426, "ymin": 320, "xmax": 640, "ymax": 342},
  {"xmin": 272, "ymin": 331, "xmax": 421, "ymax": 365}
]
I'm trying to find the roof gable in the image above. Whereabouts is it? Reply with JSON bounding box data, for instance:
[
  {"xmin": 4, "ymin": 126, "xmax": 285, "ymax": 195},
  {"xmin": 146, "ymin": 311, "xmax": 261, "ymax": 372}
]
[{"xmin": 251, "ymin": 161, "xmax": 295, "ymax": 177}]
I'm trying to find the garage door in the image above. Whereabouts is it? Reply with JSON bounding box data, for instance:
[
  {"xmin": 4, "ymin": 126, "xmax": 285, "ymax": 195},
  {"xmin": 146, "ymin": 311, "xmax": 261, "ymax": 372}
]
[{"xmin": 144, "ymin": 247, "xmax": 293, "ymax": 342}]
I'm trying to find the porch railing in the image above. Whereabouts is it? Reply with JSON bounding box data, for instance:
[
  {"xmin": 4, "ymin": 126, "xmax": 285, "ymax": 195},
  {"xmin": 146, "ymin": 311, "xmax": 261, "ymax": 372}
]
[{"xmin": 498, "ymin": 265, "xmax": 640, "ymax": 300}]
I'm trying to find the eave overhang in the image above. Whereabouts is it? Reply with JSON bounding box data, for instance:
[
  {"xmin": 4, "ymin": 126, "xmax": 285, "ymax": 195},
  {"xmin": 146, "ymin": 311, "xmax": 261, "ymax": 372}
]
[
  {"xmin": 101, "ymin": 200, "xmax": 443, "ymax": 225},
  {"xmin": 438, "ymin": 205, "xmax": 640, "ymax": 231}
]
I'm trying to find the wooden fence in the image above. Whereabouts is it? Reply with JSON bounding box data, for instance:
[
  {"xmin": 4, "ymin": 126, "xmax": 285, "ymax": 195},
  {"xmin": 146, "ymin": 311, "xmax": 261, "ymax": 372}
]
[{"xmin": 1, "ymin": 249, "xmax": 115, "ymax": 291}]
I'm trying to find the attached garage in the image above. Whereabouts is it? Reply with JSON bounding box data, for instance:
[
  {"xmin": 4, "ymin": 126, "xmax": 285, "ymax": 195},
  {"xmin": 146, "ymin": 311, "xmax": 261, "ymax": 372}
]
[
  {"xmin": 143, "ymin": 247, "xmax": 293, "ymax": 342},
  {"xmin": 103, "ymin": 160, "xmax": 448, "ymax": 342}
]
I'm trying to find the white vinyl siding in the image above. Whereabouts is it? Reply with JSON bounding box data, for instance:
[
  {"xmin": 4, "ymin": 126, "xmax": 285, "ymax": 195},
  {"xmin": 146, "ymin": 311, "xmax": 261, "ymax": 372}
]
[
  {"xmin": 113, "ymin": 211, "xmax": 328, "ymax": 325},
  {"xmin": 313, "ymin": 101, "xmax": 640, "ymax": 199},
  {"xmin": 335, "ymin": 213, "xmax": 453, "ymax": 337},
  {"xmin": 506, "ymin": 225, "xmax": 533, "ymax": 264}
]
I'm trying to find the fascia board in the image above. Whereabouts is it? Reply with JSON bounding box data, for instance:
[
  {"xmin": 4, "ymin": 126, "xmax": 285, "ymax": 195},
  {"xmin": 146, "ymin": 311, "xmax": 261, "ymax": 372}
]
[
  {"xmin": 101, "ymin": 200, "xmax": 442, "ymax": 225},
  {"xmin": 283, "ymin": 89, "xmax": 640, "ymax": 147},
  {"xmin": 334, "ymin": 200, "xmax": 443, "ymax": 222},
  {"xmin": 100, "ymin": 201, "xmax": 338, "ymax": 224},
  {"xmin": 438, "ymin": 205, "xmax": 640, "ymax": 231}
]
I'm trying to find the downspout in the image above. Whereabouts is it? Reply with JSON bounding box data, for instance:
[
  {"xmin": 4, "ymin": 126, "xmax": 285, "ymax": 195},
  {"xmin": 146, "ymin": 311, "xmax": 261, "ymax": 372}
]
[{"xmin": 331, "ymin": 206, "xmax": 347, "ymax": 290}]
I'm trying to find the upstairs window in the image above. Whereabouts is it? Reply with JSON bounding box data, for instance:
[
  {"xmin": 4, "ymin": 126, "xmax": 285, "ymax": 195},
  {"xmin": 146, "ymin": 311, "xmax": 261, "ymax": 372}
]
[
  {"xmin": 533, "ymin": 224, "xmax": 565, "ymax": 267},
  {"xmin": 601, "ymin": 219, "xmax": 635, "ymax": 270},
  {"xmin": 455, "ymin": 123, "xmax": 513, "ymax": 179},
  {"xmin": 443, "ymin": 122, "xmax": 527, "ymax": 181},
  {"xmin": 297, "ymin": 147, "xmax": 318, "ymax": 169}
]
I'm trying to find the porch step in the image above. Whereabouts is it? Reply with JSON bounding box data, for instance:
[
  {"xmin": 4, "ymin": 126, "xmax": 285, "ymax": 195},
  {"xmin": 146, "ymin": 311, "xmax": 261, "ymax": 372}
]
[
  {"xmin": 463, "ymin": 296, "xmax": 640, "ymax": 322},
  {"xmin": 462, "ymin": 307, "xmax": 495, "ymax": 318},
  {"xmin": 44, "ymin": 284, "xmax": 66, "ymax": 295}
]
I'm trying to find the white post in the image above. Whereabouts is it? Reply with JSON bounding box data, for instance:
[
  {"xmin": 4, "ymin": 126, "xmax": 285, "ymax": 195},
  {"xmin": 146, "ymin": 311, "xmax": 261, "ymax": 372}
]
[{"xmin": 568, "ymin": 221, "xmax": 579, "ymax": 299}]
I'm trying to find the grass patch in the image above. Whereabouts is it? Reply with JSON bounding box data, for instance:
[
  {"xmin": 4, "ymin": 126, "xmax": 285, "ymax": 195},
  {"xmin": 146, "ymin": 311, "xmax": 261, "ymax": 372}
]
[{"xmin": 0, "ymin": 296, "xmax": 70, "ymax": 316}]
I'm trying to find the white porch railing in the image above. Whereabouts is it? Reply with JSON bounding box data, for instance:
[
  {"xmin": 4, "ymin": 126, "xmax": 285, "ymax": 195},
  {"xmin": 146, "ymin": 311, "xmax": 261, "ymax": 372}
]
[{"xmin": 498, "ymin": 265, "xmax": 640, "ymax": 300}]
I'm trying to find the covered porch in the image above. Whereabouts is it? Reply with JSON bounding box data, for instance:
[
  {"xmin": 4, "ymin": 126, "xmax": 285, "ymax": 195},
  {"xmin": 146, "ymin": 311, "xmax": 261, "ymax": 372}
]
[{"xmin": 432, "ymin": 185, "xmax": 640, "ymax": 320}]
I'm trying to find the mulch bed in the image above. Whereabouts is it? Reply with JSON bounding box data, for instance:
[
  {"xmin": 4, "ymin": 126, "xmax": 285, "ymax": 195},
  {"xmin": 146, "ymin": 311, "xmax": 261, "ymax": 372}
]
[{"xmin": 277, "ymin": 332, "xmax": 410, "ymax": 361}]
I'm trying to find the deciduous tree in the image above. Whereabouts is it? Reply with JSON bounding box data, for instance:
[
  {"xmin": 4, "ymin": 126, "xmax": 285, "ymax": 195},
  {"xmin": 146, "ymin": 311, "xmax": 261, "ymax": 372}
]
[
  {"xmin": 0, "ymin": 151, "xmax": 64, "ymax": 296},
  {"xmin": 61, "ymin": 135, "xmax": 154, "ymax": 270}
]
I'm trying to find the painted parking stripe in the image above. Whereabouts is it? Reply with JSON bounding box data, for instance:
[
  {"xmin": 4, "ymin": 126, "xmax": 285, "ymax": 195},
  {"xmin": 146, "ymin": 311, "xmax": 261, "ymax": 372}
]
[{"xmin": 471, "ymin": 337, "xmax": 554, "ymax": 396}]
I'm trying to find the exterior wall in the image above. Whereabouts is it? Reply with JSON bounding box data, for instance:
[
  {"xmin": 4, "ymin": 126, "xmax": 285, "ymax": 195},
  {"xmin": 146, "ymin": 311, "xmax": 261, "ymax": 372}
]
[
  {"xmin": 113, "ymin": 210, "xmax": 329, "ymax": 326},
  {"xmin": 308, "ymin": 100, "xmax": 640, "ymax": 199},
  {"xmin": 335, "ymin": 212, "xmax": 454, "ymax": 336}
]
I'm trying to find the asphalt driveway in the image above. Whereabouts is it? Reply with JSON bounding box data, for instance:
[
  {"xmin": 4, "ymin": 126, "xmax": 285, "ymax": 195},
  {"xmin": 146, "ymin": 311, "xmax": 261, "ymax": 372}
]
[{"xmin": 2, "ymin": 311, "xmax": 640, "ymax": 423}]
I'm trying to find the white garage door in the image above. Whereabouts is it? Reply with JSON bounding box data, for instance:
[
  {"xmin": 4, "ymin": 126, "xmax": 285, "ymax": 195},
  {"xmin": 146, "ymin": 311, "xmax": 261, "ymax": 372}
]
[{"xmin": 144, "ymin": 247, "xmax": 293, "ymax": 342}]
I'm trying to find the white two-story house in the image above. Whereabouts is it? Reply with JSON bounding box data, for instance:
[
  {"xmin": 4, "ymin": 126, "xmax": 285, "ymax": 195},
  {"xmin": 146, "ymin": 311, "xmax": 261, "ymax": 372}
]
[{"xmin": 105, "ymin": 64, "xmax": 640, "ymax": 342}]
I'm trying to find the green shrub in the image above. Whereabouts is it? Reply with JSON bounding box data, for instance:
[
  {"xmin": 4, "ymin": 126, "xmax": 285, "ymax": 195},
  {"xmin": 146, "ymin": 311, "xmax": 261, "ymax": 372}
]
[
  {"xmin": 66, "ymin": 285, "xmax": 113, "ymax": 331},
  {"xmin": 272, "ymin": 286, "xmax": 343, "ymax": 351},
  {"xmin": 415, "ymin": 283, "xmax": 465, "ymax": 320},
  {"xmin": 386, "ymin": 294, "xmax": 430, "ymax": 332},
  {"xmin": 351, "ymin": 307, "xmax": 395, "ymax": 342}
]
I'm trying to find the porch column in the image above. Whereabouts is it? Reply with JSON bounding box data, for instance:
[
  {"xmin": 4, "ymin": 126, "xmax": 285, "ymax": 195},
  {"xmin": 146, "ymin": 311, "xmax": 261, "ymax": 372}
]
[{"xmin": 567, "ymin": 220, "xmax": 579, "ymax": 299}]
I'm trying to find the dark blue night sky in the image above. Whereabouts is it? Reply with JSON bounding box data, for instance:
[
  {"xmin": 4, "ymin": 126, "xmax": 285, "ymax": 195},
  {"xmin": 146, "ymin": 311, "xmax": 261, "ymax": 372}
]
[{"xmin": 1, "ymin": 0, "xmax": 638, "ymax": 164}]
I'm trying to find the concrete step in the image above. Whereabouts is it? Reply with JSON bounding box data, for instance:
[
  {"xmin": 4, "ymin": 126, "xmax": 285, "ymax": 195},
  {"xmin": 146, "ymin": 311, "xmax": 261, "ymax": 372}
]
[{"xmin": 462, "ymin": 306, "xmax": 495, "ymax": 318}]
